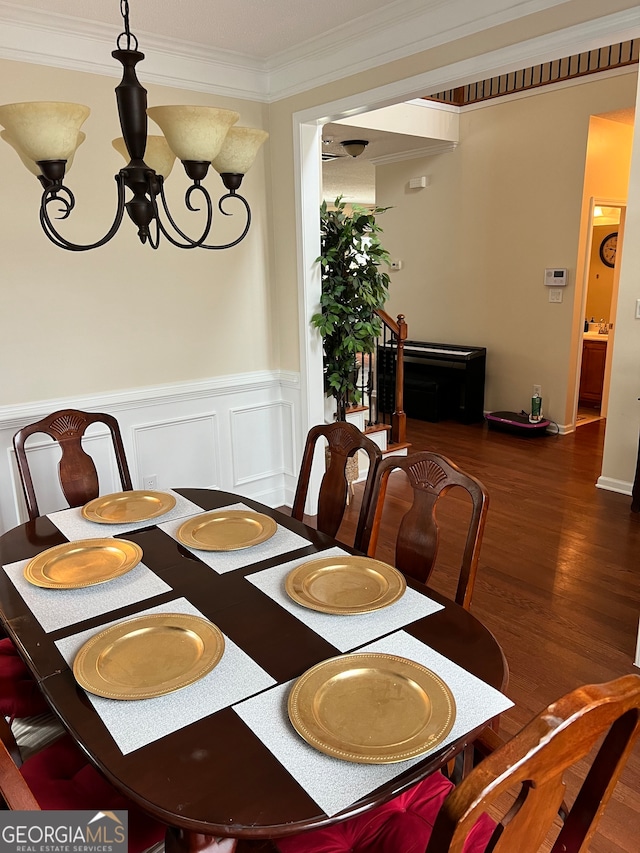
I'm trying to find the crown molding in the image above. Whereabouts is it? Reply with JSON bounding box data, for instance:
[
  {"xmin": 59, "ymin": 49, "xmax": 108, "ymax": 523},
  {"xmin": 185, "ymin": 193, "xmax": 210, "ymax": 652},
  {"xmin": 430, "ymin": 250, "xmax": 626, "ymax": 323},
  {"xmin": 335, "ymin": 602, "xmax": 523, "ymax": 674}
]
[
  {"xmin": 0, "ymin": 2, "xmax": 269, "ymax": 101},
  {"xmin": 2, "ymin": 0, "xmax": 631, "ymax": 104},
  {"xmin": 0, "ymin": 2, "xmax": 639, "ymax": 103},
  {"xmin": 266, "ymin": 0, "xmax": 576, "ymax": 99},
  {"xmin": 370, "ymin": 141, "xmax": 458, "ymax": 165}
]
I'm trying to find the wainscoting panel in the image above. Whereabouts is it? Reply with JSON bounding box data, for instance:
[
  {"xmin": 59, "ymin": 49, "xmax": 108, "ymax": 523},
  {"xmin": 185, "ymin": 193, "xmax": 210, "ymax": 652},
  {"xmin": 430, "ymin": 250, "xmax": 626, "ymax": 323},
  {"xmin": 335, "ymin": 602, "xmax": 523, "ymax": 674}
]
[
  {"xmin": 230, "ymin": 401, "xmax": 296, "ymax": 488},
  {"xmin": 0, "ymin": 370, "xmax": 302, "ymax": 534},
  {"xmin": 132, "ymin": 415, "xmax": 220, "ymax": 492}
]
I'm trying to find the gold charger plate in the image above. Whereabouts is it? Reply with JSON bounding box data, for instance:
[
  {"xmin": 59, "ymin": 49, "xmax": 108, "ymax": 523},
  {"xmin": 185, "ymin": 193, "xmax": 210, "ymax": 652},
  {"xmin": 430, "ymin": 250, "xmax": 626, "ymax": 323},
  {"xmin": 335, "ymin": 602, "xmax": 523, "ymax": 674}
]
[
  {"xmin": 285, "ymin": 555, "xmax": 406, "ymax": 614},
  {"xmin": 176, "ymin": 510, "xmax": 277, "ymax": 551},
  {"xmin": 73, "ymin": 613, "xmax": 225, "ymax": 700},
  {"xmin": 24, "ymin": 538, "xmax": 143, "ymax": 589},
  {"xmin": 288, "ymin": 653, "xmax": 456, "ymax": 764},
  {"xmin": 82, "ymin": 490, "xmax": 177, "ymax": 524}
]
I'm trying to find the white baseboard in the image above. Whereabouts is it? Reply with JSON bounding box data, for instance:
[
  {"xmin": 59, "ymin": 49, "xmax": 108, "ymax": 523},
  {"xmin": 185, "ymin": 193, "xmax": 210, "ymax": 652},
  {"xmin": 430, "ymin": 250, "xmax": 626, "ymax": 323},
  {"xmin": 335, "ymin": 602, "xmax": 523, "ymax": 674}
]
[{"xmin": 596, "ymin": 476, "xmax": 632, "ymax": 496}]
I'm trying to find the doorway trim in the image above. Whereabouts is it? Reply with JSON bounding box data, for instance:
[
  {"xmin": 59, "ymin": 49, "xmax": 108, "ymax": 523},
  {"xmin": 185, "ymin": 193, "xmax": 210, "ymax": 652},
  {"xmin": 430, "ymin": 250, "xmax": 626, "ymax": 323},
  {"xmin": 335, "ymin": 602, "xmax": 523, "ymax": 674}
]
[{"xmin": 572, "ymin": 198, "xmax": 626, "ymax": 429}]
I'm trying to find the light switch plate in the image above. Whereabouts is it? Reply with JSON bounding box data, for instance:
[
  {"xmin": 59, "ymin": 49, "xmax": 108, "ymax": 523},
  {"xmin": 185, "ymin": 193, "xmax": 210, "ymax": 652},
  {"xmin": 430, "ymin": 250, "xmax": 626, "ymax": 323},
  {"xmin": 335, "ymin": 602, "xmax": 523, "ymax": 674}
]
[
  {"xmin": 548, "ymin": 288, "xmax": 563, "ymax": 303},
  {"xmin": 635, "ymin": 299, "xmax": 640, "ymax": 319}
]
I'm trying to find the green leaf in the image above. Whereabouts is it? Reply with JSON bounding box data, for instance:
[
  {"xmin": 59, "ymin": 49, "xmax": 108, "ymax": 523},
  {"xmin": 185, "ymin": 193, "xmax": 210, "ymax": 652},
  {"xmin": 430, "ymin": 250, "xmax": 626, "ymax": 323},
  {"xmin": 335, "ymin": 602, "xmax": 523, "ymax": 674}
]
[{"xmin": 314, "ymin": 198, "xmax": 394, "ymax": 401}]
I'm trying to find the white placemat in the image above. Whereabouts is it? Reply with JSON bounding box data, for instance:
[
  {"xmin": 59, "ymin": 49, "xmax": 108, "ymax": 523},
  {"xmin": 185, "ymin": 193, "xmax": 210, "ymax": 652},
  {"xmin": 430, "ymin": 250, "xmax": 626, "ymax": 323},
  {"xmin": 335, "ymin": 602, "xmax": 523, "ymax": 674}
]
[
  {"xmin": 158, "ymin": 503, "xmax": 314, "ymax": 574},
  {"xmin": 247, "ymin": 547, "xmax": 444, "ymax": 652},
  {"xmin": 234, "ymin": 630, "xmax": 513, "ymax": 817},
  {"xmin": 2, "ymin": 558, "xmax": 171, "ymax": 633},
  {"xmin": 55, "ymin": 598, "xmax": 276, "ymax": 755},
  {"xmin": 48, "ymin": 489, "xmax": 205, "ymax": 540}
]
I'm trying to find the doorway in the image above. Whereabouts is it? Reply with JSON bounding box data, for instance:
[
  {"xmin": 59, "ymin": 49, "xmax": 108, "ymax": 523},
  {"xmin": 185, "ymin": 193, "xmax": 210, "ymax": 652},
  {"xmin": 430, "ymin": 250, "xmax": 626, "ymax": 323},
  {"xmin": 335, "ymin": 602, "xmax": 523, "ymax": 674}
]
[{"xmin": 576, "ymin": 202, "xmax": 624, "ymax": 427}]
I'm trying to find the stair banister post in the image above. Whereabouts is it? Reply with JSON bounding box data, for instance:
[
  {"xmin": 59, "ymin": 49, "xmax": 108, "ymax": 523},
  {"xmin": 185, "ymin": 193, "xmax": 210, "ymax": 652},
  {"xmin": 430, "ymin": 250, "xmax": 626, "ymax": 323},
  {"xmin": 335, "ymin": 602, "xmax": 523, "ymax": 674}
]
[{"xmin": 391, "ymin": 314, "xmax": 407, "ymax": 445}]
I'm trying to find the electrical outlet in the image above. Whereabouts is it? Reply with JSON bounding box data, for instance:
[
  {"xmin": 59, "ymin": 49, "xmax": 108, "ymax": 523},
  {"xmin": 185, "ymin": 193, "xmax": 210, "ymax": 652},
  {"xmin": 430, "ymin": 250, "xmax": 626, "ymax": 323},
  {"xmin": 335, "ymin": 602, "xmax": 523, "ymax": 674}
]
[
  {"xmin": 533, "ymin": 385, "xmax": 542, "ymax": 397},
  {"xmin": 143, "ymin": 475, "xmax": 157, "ymax": 490}
]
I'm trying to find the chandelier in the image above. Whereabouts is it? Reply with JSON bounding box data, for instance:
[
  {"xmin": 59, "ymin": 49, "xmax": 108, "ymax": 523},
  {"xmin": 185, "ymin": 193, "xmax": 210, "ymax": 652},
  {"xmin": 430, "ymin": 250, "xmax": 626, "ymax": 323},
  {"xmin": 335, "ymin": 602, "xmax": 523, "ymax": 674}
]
[{"xmin": 0, "ymin": 0, "xmax": 268, "ymax": 251}]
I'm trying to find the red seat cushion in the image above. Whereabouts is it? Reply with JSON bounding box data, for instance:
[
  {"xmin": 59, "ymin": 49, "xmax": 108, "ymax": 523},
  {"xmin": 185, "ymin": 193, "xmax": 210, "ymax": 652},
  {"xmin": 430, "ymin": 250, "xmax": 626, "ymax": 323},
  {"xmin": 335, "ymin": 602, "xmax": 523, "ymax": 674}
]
[
  {"xmin": 21, "ymin": 735, "xmax": 165, "ymax": 853},
  {"xmin": 277, "ymin": 772, "xmax": 495, "ymax": 853},
  {"xmin": 0, "ymin": 638, "xmax": 49, "ymax": 719}
]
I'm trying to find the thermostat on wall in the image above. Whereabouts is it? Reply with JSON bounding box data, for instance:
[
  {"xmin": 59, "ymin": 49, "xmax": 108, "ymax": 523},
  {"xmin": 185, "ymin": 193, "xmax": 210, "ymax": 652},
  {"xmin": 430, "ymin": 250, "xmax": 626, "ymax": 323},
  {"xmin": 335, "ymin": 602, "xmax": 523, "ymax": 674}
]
[{"xmin": 544, "ymin": 268, "xmax": 568, "ymax": 286}]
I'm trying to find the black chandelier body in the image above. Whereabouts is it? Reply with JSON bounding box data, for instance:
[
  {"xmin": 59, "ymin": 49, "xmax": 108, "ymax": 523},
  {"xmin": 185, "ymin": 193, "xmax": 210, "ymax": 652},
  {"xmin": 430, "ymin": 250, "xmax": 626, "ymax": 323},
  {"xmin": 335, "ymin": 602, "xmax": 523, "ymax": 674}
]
[{"xmin": 2, "ymin": 1, "xmax": 266, "ymax": 252}]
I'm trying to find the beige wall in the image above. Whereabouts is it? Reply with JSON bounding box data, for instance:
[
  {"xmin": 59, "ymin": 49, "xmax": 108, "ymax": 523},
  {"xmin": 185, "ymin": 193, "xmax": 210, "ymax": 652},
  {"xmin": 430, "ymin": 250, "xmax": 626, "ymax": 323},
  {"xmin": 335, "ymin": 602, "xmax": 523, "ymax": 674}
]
[
  {"xmin": 0, "ymin": 58, "xmax": 273, "ymax": 406},
  {"xmin": 373, "ymin": 73, "xmax": 636, "ymax": 421}
]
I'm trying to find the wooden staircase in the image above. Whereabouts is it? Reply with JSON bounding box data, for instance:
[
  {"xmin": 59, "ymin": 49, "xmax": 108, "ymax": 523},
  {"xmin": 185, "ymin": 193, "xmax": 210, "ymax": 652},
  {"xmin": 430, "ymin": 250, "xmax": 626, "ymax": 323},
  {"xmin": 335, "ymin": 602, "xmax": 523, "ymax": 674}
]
[
  {"xmin": 337, "ymin": 310, "xmax": 411, "ymax": 483},
  {"xmin": 344, "ymin": 405, "xmax": 408, "ymax": 487},
  {"xmin": 344, "ymin": 405, "xmax": 410, "ymax": 457},
  {"xmin": 344, "ymin": 309, "xmax": 410, "ymax": 452}
]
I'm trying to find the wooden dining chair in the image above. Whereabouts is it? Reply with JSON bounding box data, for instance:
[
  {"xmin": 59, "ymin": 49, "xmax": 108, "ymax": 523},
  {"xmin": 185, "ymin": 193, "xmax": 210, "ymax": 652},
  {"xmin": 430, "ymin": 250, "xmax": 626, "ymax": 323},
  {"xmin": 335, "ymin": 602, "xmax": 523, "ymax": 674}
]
[
  {"xmin": 277, "ymin": 673, "xmax": 640, "ymax": 853},
  {"xmin": 361, "ymin": 451, "xmax": 489, "ymax": 610},
  {"xmin": 0, "ymin": 717, "xmax": 165, "ymax": 852},
  {"xmin": 291, "ymin": 422, "xmax": 382, "ymax": 552},
  {"xmin": 13, "ymin": 408, "xmax": 133, "ymax": 520}
]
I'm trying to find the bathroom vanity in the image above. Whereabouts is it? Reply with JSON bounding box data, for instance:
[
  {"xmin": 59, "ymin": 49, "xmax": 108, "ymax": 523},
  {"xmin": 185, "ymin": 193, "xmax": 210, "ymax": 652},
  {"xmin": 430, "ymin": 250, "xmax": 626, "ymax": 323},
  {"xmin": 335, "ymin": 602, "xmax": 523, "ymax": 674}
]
[{"xmin": 579, "ymin": 332, "xmax": 608, "ymax": 407}]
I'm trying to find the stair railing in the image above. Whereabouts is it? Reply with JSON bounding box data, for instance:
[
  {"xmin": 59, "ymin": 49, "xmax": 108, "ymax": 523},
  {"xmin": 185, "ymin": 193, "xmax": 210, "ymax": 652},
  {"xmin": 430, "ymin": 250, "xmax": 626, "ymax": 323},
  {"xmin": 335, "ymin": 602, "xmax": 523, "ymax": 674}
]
[{"xmin": 373, "ymin": 310, "xmax": 408, "ymax": 446}]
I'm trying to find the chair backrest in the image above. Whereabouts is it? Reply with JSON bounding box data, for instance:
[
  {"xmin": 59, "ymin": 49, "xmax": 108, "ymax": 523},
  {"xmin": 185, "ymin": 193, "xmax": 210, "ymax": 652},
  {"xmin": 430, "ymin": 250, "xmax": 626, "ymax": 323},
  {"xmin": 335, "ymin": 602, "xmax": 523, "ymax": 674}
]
[
  {"xmin": 426, "ymin": 674, "xmax": 640, "ymax": 853},
  {"xmin": 291, "ymin": 422, "xmax": 382, "ymax": 552},
  {"xmin": 13, "ymin": 409, "xmax": 133, "ymax": 520},
  {"xmin": 361, "ymin": 451, "xmax": 489, "ymax": 609},
  {"xmin": 0, "ymin": 715, "xmax": 39, "ymax": 810}
]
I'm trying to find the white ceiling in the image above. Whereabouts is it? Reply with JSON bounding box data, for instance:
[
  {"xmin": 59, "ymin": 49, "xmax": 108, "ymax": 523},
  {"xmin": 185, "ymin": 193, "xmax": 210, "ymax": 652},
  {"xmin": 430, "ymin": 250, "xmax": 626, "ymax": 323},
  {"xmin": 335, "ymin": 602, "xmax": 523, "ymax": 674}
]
[
  {"xmin": 321, "ymin": 118, "xmax": 456, "ymax": 205},
  {"xmin": 1, "ymin": 1, "xmax": 638, "ymax": 205},
  {"xmin": 0, "ymin": 0, "xmax": 587, "ymax": 101},
  {"xmin": 7, "ymin": 0, "xmax": 397, "ymax": 61}
]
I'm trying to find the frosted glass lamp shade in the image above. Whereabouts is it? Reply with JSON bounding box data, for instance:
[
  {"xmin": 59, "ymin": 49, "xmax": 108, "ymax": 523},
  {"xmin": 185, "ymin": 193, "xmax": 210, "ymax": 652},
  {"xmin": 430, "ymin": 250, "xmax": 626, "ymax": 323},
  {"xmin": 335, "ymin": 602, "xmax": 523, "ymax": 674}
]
[
  {"xmin": 147, "ymin": 105, "xmax": 239, "ymax": 162},
  {"xmin": 211, "ymin": 127, "xmax": 269, "ymax": 175},
  {"xmin": 112, "ymin": 135, "xmax": 176, "ymax": 179},
  {"xmin": 0, "ymin": 102, "xmax": 89, "ymax": 163},
  {"xmin": 1, "ymin": 130, "xmax": 85, "ymax": 177}
]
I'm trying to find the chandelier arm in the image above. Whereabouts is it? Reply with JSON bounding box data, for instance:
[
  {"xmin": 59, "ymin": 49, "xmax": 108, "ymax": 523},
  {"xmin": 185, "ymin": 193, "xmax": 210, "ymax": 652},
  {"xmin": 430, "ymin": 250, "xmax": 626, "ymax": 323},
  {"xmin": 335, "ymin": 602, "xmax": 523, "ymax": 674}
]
[
  {"xmin": 40, "ymin": 185, "xmax": 76, "ymax": 221},
  {"xmin": 157, "ymin": 183, "xmax": 214, "ymax": 248},
  {"xmin": 155, "ymin": 219, "xmax": 199, "ymax": 250},
  {"xmin": 40, "ymin": 211, "xmax": 78, "ymax": 250},
  {"xmin": 197, "ymin": 193, "xmax": 252, "ymax": 251},
  {"xmin": 39, "ymin": 175, "xmax": 128, "ymax": 252},
  {"xmin": 157, "ymin": 191, "xmax": 251, "ymax": 250},
  {"xmin": 146, "ymin": 214, "xmax": 160, "ymax": 250}
]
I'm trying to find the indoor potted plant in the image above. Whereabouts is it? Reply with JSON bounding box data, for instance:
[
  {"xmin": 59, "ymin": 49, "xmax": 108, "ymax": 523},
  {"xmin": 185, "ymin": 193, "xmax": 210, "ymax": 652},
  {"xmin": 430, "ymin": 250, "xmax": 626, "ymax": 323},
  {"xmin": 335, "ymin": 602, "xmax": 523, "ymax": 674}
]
[{"xmin": 313, "ymin": 196, "xmax": 391, "ymax": 421}]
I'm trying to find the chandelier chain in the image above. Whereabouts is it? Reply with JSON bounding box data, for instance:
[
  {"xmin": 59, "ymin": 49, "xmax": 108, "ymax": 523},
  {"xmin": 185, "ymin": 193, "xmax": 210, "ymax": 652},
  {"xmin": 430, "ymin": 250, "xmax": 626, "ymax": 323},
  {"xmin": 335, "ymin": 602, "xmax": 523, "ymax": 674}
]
[{"xmin": 117, "ymin": 0, "xmax": 139, "ymax": 52}]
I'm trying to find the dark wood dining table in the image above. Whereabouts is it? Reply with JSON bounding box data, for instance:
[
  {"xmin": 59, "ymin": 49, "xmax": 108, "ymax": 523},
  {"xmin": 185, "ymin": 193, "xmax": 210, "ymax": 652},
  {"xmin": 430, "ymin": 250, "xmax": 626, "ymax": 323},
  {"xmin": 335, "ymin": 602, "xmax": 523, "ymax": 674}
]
[{"xmin": 0, "ymin": 488, "xmax": 508, "ymax": 853}]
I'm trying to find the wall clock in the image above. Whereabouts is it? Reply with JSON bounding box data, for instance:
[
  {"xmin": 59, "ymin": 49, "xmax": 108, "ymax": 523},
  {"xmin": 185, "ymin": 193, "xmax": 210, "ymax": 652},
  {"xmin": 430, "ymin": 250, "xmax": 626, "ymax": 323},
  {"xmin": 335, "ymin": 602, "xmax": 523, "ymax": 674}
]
[{"xmin": 599, "ymin": 232, "xmax": 618, "ymax": 268}]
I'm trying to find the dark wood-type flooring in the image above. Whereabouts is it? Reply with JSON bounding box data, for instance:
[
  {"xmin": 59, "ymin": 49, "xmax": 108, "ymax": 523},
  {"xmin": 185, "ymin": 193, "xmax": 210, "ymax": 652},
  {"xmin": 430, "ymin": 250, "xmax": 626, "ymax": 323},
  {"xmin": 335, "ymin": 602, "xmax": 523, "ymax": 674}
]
[{"xmin": 325, "ymin": 417, "xmax": 640, "ymax": 852}]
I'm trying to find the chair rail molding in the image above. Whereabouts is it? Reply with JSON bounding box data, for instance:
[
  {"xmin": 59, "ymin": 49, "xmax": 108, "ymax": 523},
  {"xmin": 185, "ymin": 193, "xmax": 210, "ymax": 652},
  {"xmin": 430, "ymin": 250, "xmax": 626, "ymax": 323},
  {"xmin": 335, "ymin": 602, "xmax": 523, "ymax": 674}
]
[{"xmin": 0, "ymin": 370, "xmax": 301, "ymax": 533}]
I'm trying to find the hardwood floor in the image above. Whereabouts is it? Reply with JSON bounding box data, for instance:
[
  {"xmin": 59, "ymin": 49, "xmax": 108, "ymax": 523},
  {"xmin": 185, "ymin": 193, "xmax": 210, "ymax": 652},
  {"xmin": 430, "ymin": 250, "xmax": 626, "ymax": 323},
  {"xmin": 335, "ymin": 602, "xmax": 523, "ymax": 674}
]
[{"xmin": 336, "ymin": 417, "xmax": 640, "ymax": 851}]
